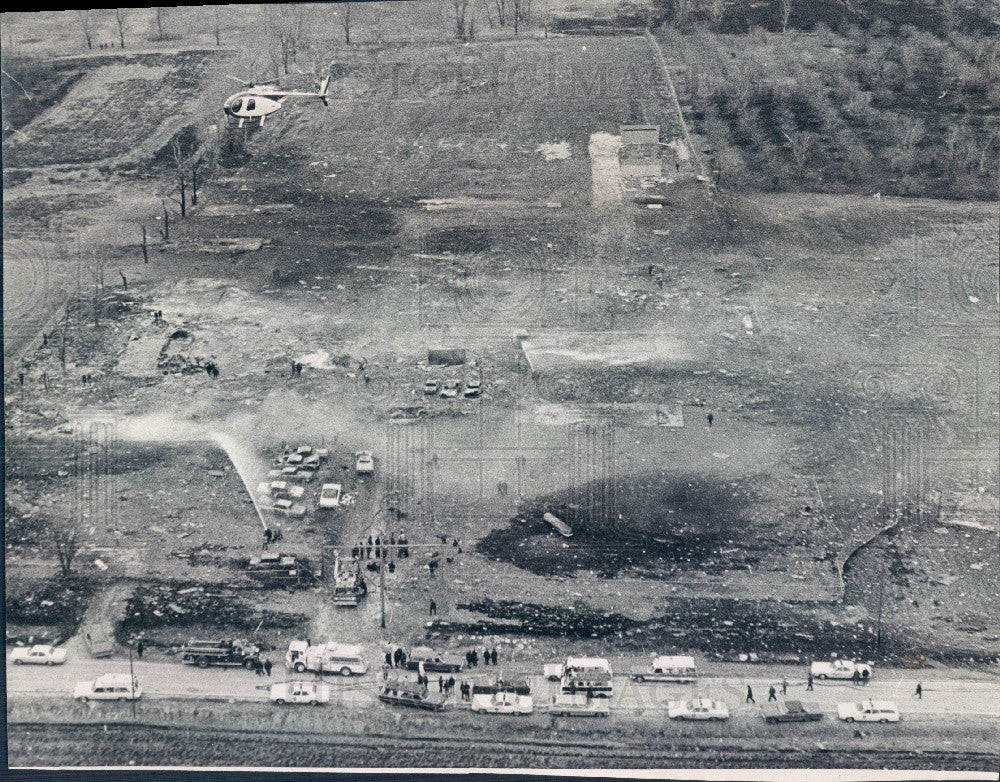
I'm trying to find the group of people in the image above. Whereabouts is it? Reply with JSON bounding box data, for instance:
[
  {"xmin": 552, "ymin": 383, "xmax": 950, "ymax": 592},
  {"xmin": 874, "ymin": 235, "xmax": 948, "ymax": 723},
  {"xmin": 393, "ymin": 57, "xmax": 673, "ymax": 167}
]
[
  {"xmin": 289, "ymin": 361, "xmax": 305, "ymax": 376},
  {"xmin": 385, "ymin": 646, "xmax": 409, "ymax": 669},
  {"xmin": 251, "ymin": 658, "xmax": 273, "ymax": 677},
  {"xmin": 352, "ymin": 532, "xmax": 408, "ymax": 561},
  {"xmin": 465, "ymin": 648, "xmax": 499, "ymax": 667}
]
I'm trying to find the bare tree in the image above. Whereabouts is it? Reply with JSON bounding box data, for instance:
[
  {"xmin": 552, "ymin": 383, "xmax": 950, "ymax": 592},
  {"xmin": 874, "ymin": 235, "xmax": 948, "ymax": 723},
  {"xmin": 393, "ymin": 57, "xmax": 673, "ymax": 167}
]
[
  {"xmin": 78, "ymin": 10, "xmax": 96, "ymax": 50},
  {"xmin": 513, "ymin": 0, "xmax": 525, "ymax": 34},
  {"xmin": 781, "ymin": 0, "xmax": 793, "ymax": 33},
  {"xmin": 154, "ymin": 7, "xmax": 170, "ymax": 40},
  {"xmin": 114, "ymin": 9, "xmax": 129, "ymax": 48},
  {"xmin": 212, "ymin": 6, "xmax": 224, "ymax": 46},
  {"xmin": 493, "ymin": 0, "xmax": 508, "ymax": 26},
  {"xmin": 48, "ymin": 516, "xmax": 82, "ymax": 578},
  {"xmin": 452, "ymin": 0, "xmax": 471, "ymax": 40},
  {"xmin": 171, "ymin": 137, "xmax": 188, "ymax": 218},
  {"xmin": 342, "ymin": 2, "xmax": 352, "ymax": 44}
]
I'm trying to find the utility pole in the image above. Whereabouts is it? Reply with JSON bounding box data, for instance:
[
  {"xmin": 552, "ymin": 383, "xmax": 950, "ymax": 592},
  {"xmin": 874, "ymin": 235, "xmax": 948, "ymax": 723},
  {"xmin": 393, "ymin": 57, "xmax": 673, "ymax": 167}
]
[
  {"xmin": 876, "ymin": 572, "xmax": 885, "ymax": 654},
  {"xmin": 128, "ymin": 642, "xmax": 136, "ymax": 717},
  {"xmin": 379, "ymin": 536, "xmax": 387, "ymax": 629}
]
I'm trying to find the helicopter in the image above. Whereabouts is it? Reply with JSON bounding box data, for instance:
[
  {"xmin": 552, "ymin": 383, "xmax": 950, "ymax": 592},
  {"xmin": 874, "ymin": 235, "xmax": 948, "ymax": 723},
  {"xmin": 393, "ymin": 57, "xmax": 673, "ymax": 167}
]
[{"xmin": 223, "ymin": 76, "xmax": 330, "ymax": 128}]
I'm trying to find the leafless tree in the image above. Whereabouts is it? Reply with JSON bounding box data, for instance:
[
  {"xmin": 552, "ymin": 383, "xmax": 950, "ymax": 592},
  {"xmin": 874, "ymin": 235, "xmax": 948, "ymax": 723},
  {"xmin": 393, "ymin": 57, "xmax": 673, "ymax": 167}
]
[
  {"xmin": 154, "ymin": 7, "xmax": 170, "ymax": 40},
  {"xmin": 114, "ymin": 9, "xmax": 129, "ymax": 48},
  {"xmin": 781, "ymin": 0, "xmax": 793, "ymax": 33},
  {"xmin": 78, "ymin": 10, "xmax": 96, "ymax": 50},
  {"xmin": 212, "ymin": 6, "xmax": 224, "ymax": 46},
  {"xmin": 451, "ymin": 0, "xmax": 471, "ymax": 40},
  {"xmin": 342, "ymin": 2, "xmax": 352, "ymax": 44},
  {"xmin": 48, "ymin": 516, "xmax": 82, "ymax": 578},
  {"xmin": 493, "ymin": 0, "xmax": 508, "ymax": 26},
  {"xmin": 171, "ymin": 137, "xmax": 188, "ymax": 218},
  {"xmin": 267, "ymin": 4, "xmax": 308, "ymax": 76},
  {"xmin": 513, "ymin": 0, "xmax": 526, "ymax": 34}
]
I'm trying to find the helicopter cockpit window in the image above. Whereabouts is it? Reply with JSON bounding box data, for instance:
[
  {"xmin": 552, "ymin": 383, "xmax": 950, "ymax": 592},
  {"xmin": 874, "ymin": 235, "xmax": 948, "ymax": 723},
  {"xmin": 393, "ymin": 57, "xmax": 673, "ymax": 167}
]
[
  {"xmin": 229, "ymin": 97, "xmax": 243, "ymax": 113},
  {"xmin": 246, "ymin": 98, "xmax": 256, "ymax": 111}
]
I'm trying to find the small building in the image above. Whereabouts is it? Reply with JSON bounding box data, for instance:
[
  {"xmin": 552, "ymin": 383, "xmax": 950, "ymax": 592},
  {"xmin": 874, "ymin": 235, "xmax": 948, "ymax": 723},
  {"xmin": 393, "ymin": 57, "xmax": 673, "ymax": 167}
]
[{"xmin": 620, "ymin": 124, "xmax": 660, "ymax": 147}]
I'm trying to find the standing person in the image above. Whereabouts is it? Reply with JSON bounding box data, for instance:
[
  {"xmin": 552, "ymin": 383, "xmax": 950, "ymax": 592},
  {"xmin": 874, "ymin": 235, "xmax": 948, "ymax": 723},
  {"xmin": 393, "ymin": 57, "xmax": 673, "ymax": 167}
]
[
  {"xmin": 707, "ymin": 412, "xmax": 714, "ymax": 428},
  {"xmin": 447, "ymin": 676, "xmax": 455, "ymax": 696},
  {"xmin": 385, "ymin": 650, "xmax": 393, "ymax": 668},
  {"xmin": 429, "ymin": 599, "xmax": 437, "ymax": 617},
  {"xmin": 746, "ymin": 685, "xmax": 755, "ymax": 704},
  {"xmin": 806, "ymin": 673, "xmax": 814, "ymax": 691},
  {"xmin": 367, "ymin": 536, "xmax": 374, "ymax": 559},
  {"xmin": 136, "ymin": 640, "xmax": 144, "ymax": 659},
  {"xmin": 852, "ymin": 670, "xmax": 861, "ymax": 686},
  {"xmin": 399, "ymin": 649, "xmax": 407, "ymax": 669},
  {"xmin": 254, "ymin": 659, "xmax": 264, "ymax": 676},
  {"xmin": 781, "ymin": 678, "xmax": 788, "ymax": 696},
  {"xmin": 861, "ymin": 668, "xmax": 870, "ymax": 686},
  {"xmin": 438, "ymin": 676, "xmax": 444, "ymax": 693},
  {"xmin": 483, "ymin": 648, "xmax": 490, "ymax": 667},
  {"xmin": 465, "ymin": 651, "xmax": 473, "ymax": 668},
  {"xmin": 915, "ymin": 682, "xmax": 922, "ymax": 699},
  {"xmin": 264, "ymin": 658, "xmax": 272, "ymax": 677},
  {"xmin": 471, "ymin": 649, "xmax": 479, "ymax": 668},
  {"xmin": 768, "ymin": 685, "xmax": 777, "ymax": 702},
  {"xmin": 491, "ymin": 648, "xmax": 498, "ymax": 666}
]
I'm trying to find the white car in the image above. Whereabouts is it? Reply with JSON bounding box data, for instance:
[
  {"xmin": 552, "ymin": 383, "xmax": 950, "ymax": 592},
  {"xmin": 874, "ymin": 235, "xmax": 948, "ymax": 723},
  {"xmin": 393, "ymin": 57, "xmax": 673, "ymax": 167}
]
[
  {"xmin": 423, "ymin": 379, "xmax": 441, "ymax": 395},
  {"xmin": 667, "ymin": 697, "xmax": 730, "ymax": 721},
  {"xmin": 472, "ymin": 691, "xmax": 534, "ymax": 715},
  {"xmin": 837, "ymin": 700, "xmax": 900, "ymax": 723},
  {"xmin": 270, "ymin": 680, "xmax": 330, "ymax": 705},
  {"xmin": 463, "ymin": 378, "xmax": 481, "ymax": 398},
  {"xmin": 811, "ymin": 659, "xmax": 873, "ymax": 680},
  {"xmin": 257, "ymin": 480, "xmax": 305, "ymax": 500},
  {"xmin": 440, "ymin": 379, "xmax": 460, "ymax": 398},
  {"xmin": 267, "ymin": 498, "xmax": 306, "ymax": 518},
  {"xmin": 355, "ymin": 452, "xmax": 374, "ymax": 475},
  {"xmin": 74, "ymin": 673, "xmax": 142, "ymax": 701},
  {"xmin": 10, "ymin": 644, "xmax": 68, "ymax": 666},
  {"xmin": 319, "ymin": 483, "xmax": 342, "ymax": 509}
]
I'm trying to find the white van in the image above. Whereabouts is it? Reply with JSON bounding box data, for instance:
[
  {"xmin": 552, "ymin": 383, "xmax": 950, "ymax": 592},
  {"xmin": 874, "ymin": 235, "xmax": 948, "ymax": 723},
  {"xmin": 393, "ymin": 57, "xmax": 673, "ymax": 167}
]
[
  {"xmin": 560, "ymin": 656, "xmax": 613, "ymax": 698},
  {"xmin": 285, "ymin": 640, "xmax": 367, "ymax": 676},
  {"xmin": 74, "ymin": 673, "xmax": 142, "ymax": 701},
  {"xmin": 635, "ymin": 655, "xmax": 698, "ymax": 683}
]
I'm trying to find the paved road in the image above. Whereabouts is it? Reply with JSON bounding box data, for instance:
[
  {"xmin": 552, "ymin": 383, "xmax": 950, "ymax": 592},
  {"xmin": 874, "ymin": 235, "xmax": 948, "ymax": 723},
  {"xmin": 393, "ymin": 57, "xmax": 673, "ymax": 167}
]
[{"xmin": 8, "ymin": 657, "xmax": 1000, "ymax": 720}]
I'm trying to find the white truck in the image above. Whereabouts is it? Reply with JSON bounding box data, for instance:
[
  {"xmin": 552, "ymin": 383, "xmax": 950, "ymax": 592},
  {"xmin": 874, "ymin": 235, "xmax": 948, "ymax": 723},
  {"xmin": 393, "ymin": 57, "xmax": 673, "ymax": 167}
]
[
  {"xmin": 811, "ymin": 659, "xmax": 873, "ymax": 681},
  {"xmin": 633, "ymin": 655, "xmax": 698, "ymax": 683},
  {"xmin": 544, "ymin": 656, "xmax": 614, "ymax": 698},
  {"xmin": 285, "ymin": 641, "xmax": 367, "ymax": 676}
]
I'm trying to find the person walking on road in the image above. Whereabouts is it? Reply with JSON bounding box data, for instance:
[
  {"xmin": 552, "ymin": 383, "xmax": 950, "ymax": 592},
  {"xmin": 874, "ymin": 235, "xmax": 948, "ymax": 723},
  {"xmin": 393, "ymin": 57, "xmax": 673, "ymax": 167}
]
[
  {"xmin": 768, "ymin": 685, "xmax": 777, "ymax": 702},
  {"xmin": 746, "ymin": 685, "xmax": 755, "ymax": 704},
  {"xmin": 807, "ymin": 673, "xmax": 814, "ymax": 691},
  {"xmin": 781, "ymin": 678, "xmax": 788, "ymax": 695},
  {"xmin": 915, "ymin": 682, "xmax": 922, "ymax": 699},
  {"xmin": 264, "ymin": 659, "xmax": 272, "ymax": 677}
]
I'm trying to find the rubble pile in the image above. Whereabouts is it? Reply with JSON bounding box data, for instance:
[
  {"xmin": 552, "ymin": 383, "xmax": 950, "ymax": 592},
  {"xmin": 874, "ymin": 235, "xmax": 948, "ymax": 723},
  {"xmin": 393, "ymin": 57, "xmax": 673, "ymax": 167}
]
[
  {"xmin": 6, "ymin": 577, "xmax": 95, "ymax": 630},
  {"xmin": 448, "ymin": 597, "xmax": 898, "ymax": 661},
  {"xmin": 120, "ymin": 583, "xmax": 307, "ymax": 633}
]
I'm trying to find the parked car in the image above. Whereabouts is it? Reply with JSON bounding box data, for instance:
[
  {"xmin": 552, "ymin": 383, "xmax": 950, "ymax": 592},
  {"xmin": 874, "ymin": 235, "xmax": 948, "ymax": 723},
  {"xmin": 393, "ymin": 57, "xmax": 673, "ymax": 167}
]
[
  {"xmin": 667, "ymin": 697, "xmax": 730, "ymax": 721},
  {"xmin": 463, "ymin": 378, "xmax": 481, "ymax": 398},
  {"xmin": 762, "ymin": 700, "xmax": 824, "ymax": 723},
  {"xmin": 423, "ymin": 379, "xmax": 441, "ymax": 395},
  {"xmin": 319, "ymin": 483, "xmax": 342, "ymax": 509},
  {"xmin": 837, "ymin": 700, "xmax": 899, "ymax": 723},
  {"xmin": 440, "ymin": 379, "xmax": 460, "ymax": 398},
  {"xmin": 10, "ymin": 644, "xmax": 67, "ymax": 666},
  {"xmin": 378, "ymin": 680, "xmax": 447, "ymax": 710},
  {"xmin": 270, "ymin": 680, "xmax": 330, "ymax": 706},
  {"xmin": 405, "ymin": 646, "xmax": 463, "ymax": 673},
  {"xmin": 266, "ymin": 498, "xmax": 307, "ymax": 518},
  {"xmin": 471, "ymin": 690, "xmax": 533, "ymax": 715},
  {"xmin": 73, "ymin": 674, "xmax": 142, "ymax": 701},
  {"xmin": 355, "ymin": 452, "xmax": 375, "ymax": 475},
  {"xmin": 547, "ymin": 691, "xmax": 610, "ymax": 717},
  {"xmin": 811, "ymin": 659, "xmax": 873, "ymax": 680},
  {"xmin": 634, "ymin": 655, "xmax": 697, "ymax": 683},
  {"xmin": 257, "ymin": 481, "xmax": 305, "ymax": 500}
]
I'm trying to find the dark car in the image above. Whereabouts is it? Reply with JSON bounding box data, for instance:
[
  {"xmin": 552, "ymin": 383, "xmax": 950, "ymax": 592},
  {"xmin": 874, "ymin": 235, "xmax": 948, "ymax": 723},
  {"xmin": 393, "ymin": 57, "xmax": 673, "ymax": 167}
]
[{"xmin": 404, "ymin": 646, "xmax": 463, "ymax": 673}]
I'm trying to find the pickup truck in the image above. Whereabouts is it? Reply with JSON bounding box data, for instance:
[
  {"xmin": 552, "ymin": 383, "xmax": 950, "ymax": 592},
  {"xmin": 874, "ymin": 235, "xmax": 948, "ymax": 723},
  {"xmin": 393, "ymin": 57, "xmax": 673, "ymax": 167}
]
[
  {"xmin": 762, "ymin": 700, "xmax": 824, "ymax": 723},
  {"xmin": 180, "ymin": 638, "xmax": 260, "ymax": 669},
  {"xmin": 810, "ymin": 659, "xmax": 873, "ymax": 680}
]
